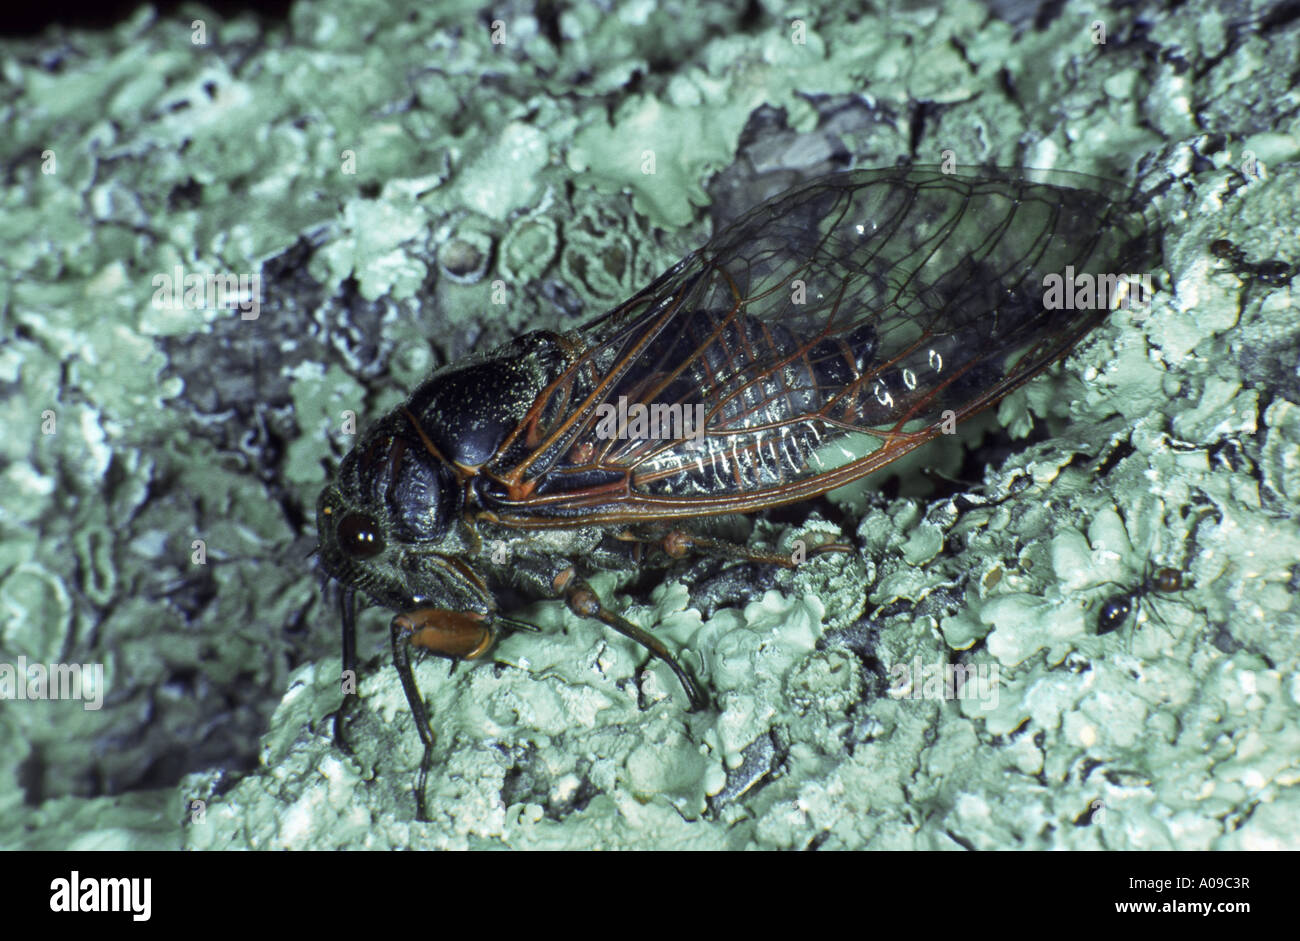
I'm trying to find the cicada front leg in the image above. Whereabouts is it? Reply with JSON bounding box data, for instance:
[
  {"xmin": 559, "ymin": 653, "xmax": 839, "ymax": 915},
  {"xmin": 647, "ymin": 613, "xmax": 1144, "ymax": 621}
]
[
  {"xmin": 396, "ymin": 608, "xmax": 497, "ymax": 660},
  {"xmin": 326, "ymin": 587, "xmax": 361, "ymax": 756},
  {"xmin": 388, "ymin": 608, "xmax": 544, "ymax": 820},
  {"xmin": 389, "ymin": 614, "xmax": 439, "ymax": 822},
  {"xmin": 389, "ymin": 609, "xmax": 492, "ymax": 821}
]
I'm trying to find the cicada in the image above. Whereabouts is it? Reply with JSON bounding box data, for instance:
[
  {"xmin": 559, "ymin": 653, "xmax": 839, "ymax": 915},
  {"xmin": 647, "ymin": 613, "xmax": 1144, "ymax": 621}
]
[{"xmin": 315, "ymin": 166, "xmax": 1156, "ymax": 817}]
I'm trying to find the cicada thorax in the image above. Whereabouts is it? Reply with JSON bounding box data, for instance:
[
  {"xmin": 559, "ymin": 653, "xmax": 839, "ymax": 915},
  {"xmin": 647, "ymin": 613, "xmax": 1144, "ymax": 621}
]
[{"xmin": 401, "ymin": 330, "xmax": 578, "ymax": 473}]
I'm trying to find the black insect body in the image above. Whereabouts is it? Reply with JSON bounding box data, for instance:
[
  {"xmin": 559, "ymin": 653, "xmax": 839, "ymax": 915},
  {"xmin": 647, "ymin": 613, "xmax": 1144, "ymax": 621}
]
[
  {"xmin": 1096, "ymin": 566, "xmax": 1188, "ymax": 635},
  {"xmin": 1209, "ymin": 238, "xmax": 1296, "ymax": 287},
  {"xmin": 315, "ymin": 166, "xmax": 1158, "ymax": 817}
]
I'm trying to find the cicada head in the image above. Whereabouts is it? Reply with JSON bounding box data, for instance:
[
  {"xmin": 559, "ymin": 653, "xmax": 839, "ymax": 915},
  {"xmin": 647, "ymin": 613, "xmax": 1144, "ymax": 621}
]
[{"xmin": 315, "ymin": 415, "xmax": 491, "ymax": 615}]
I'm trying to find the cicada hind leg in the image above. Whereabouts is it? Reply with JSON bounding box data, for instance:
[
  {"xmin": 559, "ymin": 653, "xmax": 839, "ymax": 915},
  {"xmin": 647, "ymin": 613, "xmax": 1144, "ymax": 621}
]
[
  {"xmin": 550, "ymin": 567, "xmax": 710, "ymax": 712},
  {"xmin": 570, "ymin": 529, "xmax": 852, "ymax": 712}
]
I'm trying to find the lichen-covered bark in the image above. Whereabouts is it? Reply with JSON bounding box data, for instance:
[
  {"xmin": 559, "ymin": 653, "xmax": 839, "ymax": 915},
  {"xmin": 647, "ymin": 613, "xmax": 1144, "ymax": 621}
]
[{"xmin": 1, "ymin": 0, "xmax": 1297, "ymax": 850}]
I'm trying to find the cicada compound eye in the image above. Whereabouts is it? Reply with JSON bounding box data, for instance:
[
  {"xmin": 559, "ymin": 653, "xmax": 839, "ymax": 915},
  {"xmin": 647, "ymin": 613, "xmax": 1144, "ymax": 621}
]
[{"xmin": 337, "ymin": 511, "xmax": 384, "ymax": 559}]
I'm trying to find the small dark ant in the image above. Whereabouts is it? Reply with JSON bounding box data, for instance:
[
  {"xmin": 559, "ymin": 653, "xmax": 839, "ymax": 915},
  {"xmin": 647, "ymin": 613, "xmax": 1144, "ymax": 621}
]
[
  {"xmin": 1209, "ymin": 238, "xmax": 1296, "ymax": 287},
  {"xmin": 1095, "ymin": 565, "xmax": 1188, "ymax": 636}
]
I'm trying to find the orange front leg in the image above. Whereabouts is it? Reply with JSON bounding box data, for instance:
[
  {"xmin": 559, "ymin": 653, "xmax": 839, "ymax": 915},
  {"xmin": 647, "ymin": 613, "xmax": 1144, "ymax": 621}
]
[
  {"xmin": 388, "ymin": 608, "xmax": 497, "ymax": 821},
  {"xmin": 395, "ymin": 608, "xmax": 495, "ymax": 660}
]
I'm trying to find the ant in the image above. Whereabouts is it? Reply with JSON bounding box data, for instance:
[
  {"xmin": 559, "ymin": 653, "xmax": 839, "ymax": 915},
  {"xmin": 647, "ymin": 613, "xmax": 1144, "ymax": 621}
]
[
  {"xmin": 1094, "ymin": 565, "xmax": 1189, "ymax": 636},
  {"xmin": 1208, "ymin": 238, "xmax": 1296, "ymax": 288}
]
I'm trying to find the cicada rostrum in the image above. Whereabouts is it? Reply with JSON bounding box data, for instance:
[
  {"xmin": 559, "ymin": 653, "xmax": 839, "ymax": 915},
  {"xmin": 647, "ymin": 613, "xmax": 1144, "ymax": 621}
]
[{"xmin": 315, "ymin": 165, "xmax": 1157, "ymax": 817}]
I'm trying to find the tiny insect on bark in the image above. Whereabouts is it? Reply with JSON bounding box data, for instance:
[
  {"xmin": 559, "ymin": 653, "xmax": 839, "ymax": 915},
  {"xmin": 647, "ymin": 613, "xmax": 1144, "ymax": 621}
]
[
  {"xmin": 314, "ymin": 165, "xmax": 1158, "ymax": 818},
  {"xmin": 1209, "ymin": 238, "xmax": 1296, "ymax": 287},
  {"xmin": 1096, "ymin": 566, "xmax": 1188, "ymax": 636}
]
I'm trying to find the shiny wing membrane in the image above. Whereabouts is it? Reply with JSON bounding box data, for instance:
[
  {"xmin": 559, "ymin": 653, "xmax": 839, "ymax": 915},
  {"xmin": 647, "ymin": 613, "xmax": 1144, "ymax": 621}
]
[{"xmin": 482, "ymin": 167, "xmax": 1154, "ymax": 525}]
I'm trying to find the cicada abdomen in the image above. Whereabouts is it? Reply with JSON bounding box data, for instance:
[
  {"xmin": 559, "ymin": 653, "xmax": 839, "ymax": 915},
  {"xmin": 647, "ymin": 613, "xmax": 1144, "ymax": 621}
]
[{"xmin": 315, "ymin": 165, "xmax": 1160, "ymax": 818}]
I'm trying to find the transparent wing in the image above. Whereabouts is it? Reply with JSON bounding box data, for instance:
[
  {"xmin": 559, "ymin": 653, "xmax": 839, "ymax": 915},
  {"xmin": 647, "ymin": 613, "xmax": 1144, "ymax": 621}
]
[{"xmin": 481, "ymin": 166, "xmax": 1155, "ymax": 524}]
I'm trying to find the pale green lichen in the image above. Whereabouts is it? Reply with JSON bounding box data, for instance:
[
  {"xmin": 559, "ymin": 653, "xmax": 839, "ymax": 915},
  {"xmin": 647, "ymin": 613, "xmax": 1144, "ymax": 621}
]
[
  {"xmin": 2, "ymin": 0, "xmax": 1298, "ymax": 853},
  {"xmin": 498, "ymin": 212, "xmax": 559, "ymax": 285},
  {"xmin": 311, "ymin": 197, "xmax": 434, "ymax": 300}
]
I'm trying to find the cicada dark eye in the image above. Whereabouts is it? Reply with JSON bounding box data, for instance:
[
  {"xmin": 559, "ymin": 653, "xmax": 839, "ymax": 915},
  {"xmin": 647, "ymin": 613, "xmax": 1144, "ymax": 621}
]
[{"xmin": 338, "ymin": 512, "xmax": 384, "ymax": 559}]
